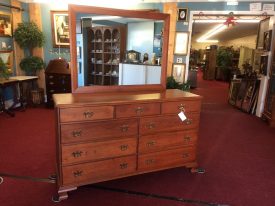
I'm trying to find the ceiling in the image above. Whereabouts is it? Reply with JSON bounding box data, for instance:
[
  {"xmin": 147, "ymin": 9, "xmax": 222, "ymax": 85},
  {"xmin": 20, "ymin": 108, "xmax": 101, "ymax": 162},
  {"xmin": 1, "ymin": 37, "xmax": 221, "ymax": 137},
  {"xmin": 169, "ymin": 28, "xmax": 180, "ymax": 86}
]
[{"xmin": 192, "ymin": 21, "xmax": 259, "ymax": 42}]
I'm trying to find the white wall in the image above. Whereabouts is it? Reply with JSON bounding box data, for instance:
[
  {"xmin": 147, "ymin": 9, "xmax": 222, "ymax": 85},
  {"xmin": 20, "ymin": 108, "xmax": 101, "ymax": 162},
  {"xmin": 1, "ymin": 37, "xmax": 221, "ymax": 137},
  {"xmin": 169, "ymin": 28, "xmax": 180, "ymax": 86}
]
[{"xmin": 127, "ymin": 21, "xmax": 154, "ymax": 60}]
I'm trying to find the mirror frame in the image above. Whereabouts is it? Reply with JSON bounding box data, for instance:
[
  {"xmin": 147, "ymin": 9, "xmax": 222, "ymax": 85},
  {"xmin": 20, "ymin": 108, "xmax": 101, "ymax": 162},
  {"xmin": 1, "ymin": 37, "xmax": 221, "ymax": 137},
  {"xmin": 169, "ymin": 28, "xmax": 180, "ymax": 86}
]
[{"xmin": 69, "ymin": 5, "xmax": 170, "ymax": 93}]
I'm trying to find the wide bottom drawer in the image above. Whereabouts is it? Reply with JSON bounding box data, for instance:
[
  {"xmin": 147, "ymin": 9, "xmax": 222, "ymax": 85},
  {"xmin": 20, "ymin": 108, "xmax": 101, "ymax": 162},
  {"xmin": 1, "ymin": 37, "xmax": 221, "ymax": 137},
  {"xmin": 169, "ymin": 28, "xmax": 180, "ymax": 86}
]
[
  {"xmin": 138, "ymin": 147, "xmax": 196, "ymax": 172},
  {"xmin": 62, "ymin": 155, "xmax": 136, "ymax": 185}
]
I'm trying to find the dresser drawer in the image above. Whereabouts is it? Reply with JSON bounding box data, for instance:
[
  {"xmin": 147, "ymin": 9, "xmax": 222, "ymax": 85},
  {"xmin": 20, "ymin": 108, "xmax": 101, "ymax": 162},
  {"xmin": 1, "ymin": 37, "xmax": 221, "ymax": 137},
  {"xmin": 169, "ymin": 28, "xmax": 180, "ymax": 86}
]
[
  {"xmin": 138, "ymin": 147, "xmax": 195, "ymax": 172},
  {"xmin": 140, "ymin": 113, "xmax": 200, "ymax": 135},
  {"xmin": 62, "ymin": 137, "xmax": 137, "ymax": 164},
  {"xmin": 60, "ymin": 119, "xmax": 138, "ymax": 143},
  {"xmin": 59, "ymin": 106, "xmax": 114, "ymax": 123},
  {"xmin": 62, "ymin": 155, "xmax": 136, "ymax": 185},
  {"xmin": 139, "ymin": 130, "xmax": 197, "ymax": 153},
  {"xmin": 116, "ymin": 103, "xmax": 160, "ymax": 118},
  {"xmin": 162, "ymin": 100, "xmax": 201, "ymax": 114}
]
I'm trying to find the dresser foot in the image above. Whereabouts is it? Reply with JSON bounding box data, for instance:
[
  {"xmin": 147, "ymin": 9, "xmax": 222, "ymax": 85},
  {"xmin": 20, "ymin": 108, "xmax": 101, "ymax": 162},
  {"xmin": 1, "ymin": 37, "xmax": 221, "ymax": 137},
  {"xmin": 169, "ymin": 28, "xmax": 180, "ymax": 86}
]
[{"xmin": 53, "ymin": 186, "xmax": 77, "ymax": 202}]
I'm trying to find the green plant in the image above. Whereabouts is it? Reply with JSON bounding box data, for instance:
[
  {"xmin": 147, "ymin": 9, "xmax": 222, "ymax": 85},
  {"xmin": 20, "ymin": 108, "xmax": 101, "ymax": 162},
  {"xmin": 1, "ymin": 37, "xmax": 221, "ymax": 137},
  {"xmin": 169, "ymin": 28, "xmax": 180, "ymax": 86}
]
[
  {"xmin": 216, "ymin": 46, "xmax": 234, "ymax": 81},
  {"xmin": 14, "ymin": 22, "xmax": 45, "ymax": 75},
  {"xmin": 0, "ymin": 58, "xmax": 11, "ymax": 79},
  {"xmin": 19, "ymin": 56, "xmax": 45, "ymax": 75},
  {"xmin": 14, "ymin": 22, "xmax": 45, "ymax": 55},
  {"xmin": 166, "ymin": 76, "xmax": 190, "ymax": 91}
]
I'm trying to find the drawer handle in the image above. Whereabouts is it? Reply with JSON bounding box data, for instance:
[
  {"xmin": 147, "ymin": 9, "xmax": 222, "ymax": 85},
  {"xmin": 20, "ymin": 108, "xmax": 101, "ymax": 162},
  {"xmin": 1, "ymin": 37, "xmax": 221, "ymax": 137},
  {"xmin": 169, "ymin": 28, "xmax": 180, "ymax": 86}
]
[
  {"xmin": 72, "ymin": 151, "xmax": 83, "ymax": 158},
  {"xmin": 120, "ymin": 125, "xmax": 129, "ymax": 132},
  {"xmin": 50, "ymin": 89, "xmax": 55, "ymax": 93},
  {"xmin": 72, "ymin": 130, "xmax": 82, "ymax": 137},
  {"xmin": 145, "ymin": 159, "xmax": 155, "ymax": 165},
  {"xmin": 182, "ymin": 153, "xmax": 189, "ymax": 158},
  {"xmin": 185, "ymin": 119, "xmax": 192, "ymax": 125},
  {"xmin": 49, "ymin": 82, "xmax": 54, "ymax": 85},
  {"xmin": 178, "ymin": 104, "xmax": 186, "ymax": 112},
  {"xmin": 135, "ymin": 107, "xmax": 144, "ymax": 114},
  {"xmin": 120, "ymin": 163, "xmax": 128, "ymax": 169},
  {"xmin": 49, "ymin": 75, "xmax": 54, "ymax": 79},
  {"xmin": 120, "ymin": 144, "xmax": 128, "ymax": 151},
  {"xmin": 83, "ymin": 111, "xmax": 94, "ymax": 118},
  {"xmin": 183, "ymin": 136, "xmax": 191, "ymax": 142},
  {"xmin": 146, "ymin": 141, "xmax": 156, "ymax": 147},
  {"xmin": 73, "ymin": 170, "xmax": 83, "ymax": 177},
  {"xmin": 146, "ymin": 122, "xmax": 155, "ymax": 129}
]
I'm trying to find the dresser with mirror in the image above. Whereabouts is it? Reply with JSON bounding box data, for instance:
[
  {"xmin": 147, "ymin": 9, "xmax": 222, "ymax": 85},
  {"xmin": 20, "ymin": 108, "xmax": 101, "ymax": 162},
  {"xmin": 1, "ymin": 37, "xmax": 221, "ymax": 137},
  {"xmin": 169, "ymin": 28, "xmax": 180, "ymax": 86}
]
[{"xmin": 53, "ymin": 5, "xmax": 202, "ymax": 201}]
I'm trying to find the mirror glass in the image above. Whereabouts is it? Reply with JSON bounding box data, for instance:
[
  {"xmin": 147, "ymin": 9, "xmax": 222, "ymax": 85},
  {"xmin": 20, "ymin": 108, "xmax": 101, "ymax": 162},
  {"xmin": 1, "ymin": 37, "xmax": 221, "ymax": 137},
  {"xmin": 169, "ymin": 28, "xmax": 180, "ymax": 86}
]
[{"xmin": 75, "ymin": 13, "xmax": 164, "ymax": 87}]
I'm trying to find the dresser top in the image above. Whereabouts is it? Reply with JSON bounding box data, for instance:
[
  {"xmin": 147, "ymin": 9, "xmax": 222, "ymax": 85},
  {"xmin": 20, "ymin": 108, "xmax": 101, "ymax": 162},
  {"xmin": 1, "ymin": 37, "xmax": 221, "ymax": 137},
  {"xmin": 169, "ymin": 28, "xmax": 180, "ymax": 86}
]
[{"xmin": 53, "ymin": 89, "xmax": 202, "ymax": 107}]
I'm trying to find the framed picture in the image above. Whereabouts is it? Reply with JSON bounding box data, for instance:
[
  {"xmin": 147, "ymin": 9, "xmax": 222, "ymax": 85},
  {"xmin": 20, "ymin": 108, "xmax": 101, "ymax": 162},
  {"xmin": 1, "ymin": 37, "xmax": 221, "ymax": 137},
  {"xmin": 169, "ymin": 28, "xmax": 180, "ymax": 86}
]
[
  {"xmin": 252, "ymin": 49, "xmax": 264, "ymax": 73},
  {"xmin": 177, "ymin": 8, "xmax": 188, "ymax": 21},
  {"xmin": 256, "ymin": 17, "xmax": 270, "ymax": 49},
  {"xmin": 263, "ymin": 30, "xmax": 272, "ymax": 51},
  {"xmin": 241, "ymin": 80, "xmax": 258, "ymax": 113},
  {"xmin": 51, "ymin": 11, "xmax": 70, "ymax": 48},
  {"xmin": 174, "ymin": 32, "xmax": 189, "ymax": 55},
  {"xmin": 0, "ymin": 12, "xmax": 12, "ymax": 37},
  {"xmin": 172, "ymin": 63, "xmax": 186, "ymax": 83},
  {"xmin": 228, "ymin": 79, "xmax": 242, "ymax": 106},
  {"xmin": 77, "ymin": 46, "xmax": 81, "ymax": 59},
  {"xmin": 260, "ymin": 55, "xmax": 268, "ymax": 75}
]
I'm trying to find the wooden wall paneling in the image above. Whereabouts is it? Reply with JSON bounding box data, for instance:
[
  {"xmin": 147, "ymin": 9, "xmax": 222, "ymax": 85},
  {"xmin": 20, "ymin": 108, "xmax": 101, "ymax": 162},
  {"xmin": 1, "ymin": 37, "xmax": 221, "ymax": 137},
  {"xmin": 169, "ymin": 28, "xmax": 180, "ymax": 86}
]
[
  {"xmin": 29, "ymin": 3, "xmax": 45, "ymax": 91},
  {"xmin": 11, "ymin": 0, "xmax": 24, "ymax": 76},
  {"xmin": 163, "ymin": 3, "xmax": 177, "ymax": 77}
]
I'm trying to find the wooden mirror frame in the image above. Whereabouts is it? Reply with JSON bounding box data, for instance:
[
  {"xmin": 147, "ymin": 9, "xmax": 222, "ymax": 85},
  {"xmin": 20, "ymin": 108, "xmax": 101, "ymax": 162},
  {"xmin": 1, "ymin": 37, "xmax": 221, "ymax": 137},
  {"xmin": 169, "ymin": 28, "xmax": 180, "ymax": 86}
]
[{"xmin": 68, "ymin": 5, "xmax": 170, "ymax": 93}]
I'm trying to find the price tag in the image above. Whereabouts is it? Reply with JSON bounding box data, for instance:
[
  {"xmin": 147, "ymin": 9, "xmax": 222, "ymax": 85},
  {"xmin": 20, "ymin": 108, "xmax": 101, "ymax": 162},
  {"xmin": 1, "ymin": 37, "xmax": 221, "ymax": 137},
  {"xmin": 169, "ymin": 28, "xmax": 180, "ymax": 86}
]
[{"xmin": 178, "ymin": 111, "xmax": 187, "ymax": 122}]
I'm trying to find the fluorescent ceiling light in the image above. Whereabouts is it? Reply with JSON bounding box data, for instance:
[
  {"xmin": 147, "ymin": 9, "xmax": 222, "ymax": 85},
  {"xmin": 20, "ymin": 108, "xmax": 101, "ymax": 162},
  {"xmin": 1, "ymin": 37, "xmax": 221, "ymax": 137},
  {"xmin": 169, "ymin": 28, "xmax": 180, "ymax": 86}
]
[
  {"xmin": 197, "ymin": 24, "xmax": 227, "ymax": 43},
  {"xmin": 197, "ymin": 40, "xmax": 219, "ymax": 43},
  {"xmin": 227, "ymin": 1, "xmax": 238, "ymax": 6},
  {"xmin": 33, "ymin": 0, "xmax": 141, "ymax": 8},
  {"xmin": 90, "ymin": 16, "xmax": 120, "ymax": 20}
]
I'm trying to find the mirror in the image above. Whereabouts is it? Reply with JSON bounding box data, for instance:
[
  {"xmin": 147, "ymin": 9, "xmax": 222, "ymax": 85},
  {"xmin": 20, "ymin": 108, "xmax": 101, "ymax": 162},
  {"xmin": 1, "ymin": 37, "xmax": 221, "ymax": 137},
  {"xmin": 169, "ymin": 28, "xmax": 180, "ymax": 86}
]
[{"xmin": 69, "ymin": 5, "xmax": 169, "ymax": 93}]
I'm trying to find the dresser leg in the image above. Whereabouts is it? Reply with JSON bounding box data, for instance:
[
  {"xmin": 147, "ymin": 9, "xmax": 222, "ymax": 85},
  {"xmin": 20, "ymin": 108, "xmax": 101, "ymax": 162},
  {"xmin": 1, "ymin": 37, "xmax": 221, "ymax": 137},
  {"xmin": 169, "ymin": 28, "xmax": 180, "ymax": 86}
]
[{"xmin": 52, "ymin": 186, "xmax": 77, "ymax": 202}]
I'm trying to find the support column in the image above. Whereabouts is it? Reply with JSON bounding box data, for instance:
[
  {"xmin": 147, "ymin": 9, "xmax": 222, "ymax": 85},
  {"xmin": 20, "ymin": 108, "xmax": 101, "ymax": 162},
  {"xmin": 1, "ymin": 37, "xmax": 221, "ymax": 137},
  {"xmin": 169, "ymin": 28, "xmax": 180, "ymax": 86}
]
[
  {"xmin": 11, "ymin": 0, "xmax": 24, "ymax": 76},
  {"xmin": 29, "ymin": 3, "xmax": 45, "ymax": 90},
  {"xmin": 163, "ymin": 3, "xmax": 177, "ymax": 77}
]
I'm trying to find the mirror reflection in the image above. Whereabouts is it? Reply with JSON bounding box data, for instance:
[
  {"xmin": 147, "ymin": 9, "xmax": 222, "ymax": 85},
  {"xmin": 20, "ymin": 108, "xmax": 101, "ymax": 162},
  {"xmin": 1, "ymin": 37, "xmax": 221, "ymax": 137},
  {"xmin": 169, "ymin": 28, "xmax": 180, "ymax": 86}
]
[{"xmin": 76, "ymin": 13, "xmax": 163, "ymax": 87}]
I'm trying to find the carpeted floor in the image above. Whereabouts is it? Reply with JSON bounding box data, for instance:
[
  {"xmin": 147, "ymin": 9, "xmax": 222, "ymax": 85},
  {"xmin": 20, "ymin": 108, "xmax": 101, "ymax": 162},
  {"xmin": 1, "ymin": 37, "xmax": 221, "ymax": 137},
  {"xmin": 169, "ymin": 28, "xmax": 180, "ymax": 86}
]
[{"xmin": 0, "ymin": 71, "xmax": 275, "ymax": 206}]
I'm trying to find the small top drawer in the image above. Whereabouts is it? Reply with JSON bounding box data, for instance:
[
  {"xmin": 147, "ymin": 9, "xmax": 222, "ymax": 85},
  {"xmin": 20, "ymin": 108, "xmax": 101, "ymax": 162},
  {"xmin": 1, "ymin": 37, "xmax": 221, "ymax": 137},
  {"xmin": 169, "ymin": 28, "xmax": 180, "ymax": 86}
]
[
  {"xmin": 162, "ymin": 100, "xmax": 201, "ymax": 114},
  {"xmin": 116, "ymin": 103, "xmax": 160, "ymax": 118},
  {"xmin": 60, "ymin": 106, "xmax": 114, "ymax": 123}
]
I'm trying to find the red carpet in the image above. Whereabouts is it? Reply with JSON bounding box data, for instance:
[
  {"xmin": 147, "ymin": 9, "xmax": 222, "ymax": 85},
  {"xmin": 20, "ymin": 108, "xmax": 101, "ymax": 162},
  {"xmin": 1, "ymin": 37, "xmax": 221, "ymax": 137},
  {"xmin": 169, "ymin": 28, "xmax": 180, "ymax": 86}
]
[{"xmin": 1, "ymin": 71, "xmax": 275, "ymax": 206}]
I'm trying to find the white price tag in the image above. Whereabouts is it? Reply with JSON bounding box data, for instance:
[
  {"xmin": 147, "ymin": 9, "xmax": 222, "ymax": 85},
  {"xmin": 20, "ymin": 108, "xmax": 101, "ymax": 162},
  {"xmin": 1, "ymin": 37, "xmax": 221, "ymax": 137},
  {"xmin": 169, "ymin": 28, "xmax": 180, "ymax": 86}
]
[{"xmin": 178, "ymin": 111, "xmax": 187, "ymax": 122}]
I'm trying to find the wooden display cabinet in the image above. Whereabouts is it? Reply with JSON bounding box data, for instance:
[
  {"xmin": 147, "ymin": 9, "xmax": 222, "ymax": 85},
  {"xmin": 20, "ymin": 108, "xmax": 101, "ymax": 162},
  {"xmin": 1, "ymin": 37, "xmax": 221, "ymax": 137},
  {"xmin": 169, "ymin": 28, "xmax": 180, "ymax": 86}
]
[{"xmin": 87, "ymin": 26, "xmax": 126, "ymax": 86}]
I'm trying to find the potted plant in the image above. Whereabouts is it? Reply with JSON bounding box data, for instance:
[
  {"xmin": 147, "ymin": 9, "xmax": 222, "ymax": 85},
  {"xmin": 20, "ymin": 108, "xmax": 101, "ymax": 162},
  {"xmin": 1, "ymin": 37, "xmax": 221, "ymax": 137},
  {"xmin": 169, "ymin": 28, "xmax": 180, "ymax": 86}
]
[
  {"xmin": 216, "ymin": 46, "xmax": 233, "ymax": 81},
  {"xmin": 166, "ymin": 76, "xmax": 190, "ymax": 91},
  {"xmin": 14, "ymin": 22, "xmax": 45, "ymax": 75},
  {"xmin": 0, "ymin": 58, "xmax": 11, "ymax": 80}
]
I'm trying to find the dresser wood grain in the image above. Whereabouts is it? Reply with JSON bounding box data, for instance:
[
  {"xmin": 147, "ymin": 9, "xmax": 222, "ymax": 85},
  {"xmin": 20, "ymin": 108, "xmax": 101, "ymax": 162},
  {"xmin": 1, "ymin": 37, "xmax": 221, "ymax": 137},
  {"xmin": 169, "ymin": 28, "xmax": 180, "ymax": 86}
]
[{"xmin": 54, "ymin": 89, "xmax": 202, "ymax": 200}]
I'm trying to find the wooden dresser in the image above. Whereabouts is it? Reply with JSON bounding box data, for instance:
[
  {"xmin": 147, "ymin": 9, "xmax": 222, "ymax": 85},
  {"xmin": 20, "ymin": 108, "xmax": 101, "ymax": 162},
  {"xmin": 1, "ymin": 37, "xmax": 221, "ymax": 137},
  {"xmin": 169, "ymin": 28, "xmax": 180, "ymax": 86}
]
[{"xmin": 53, "ymin": 89, "xmax": 202, "ymax": 200}]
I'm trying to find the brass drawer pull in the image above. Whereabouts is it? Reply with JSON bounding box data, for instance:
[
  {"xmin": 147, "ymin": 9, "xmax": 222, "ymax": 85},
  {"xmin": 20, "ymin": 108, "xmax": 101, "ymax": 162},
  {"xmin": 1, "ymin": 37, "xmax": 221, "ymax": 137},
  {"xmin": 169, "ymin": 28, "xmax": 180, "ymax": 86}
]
[
  {"xmin": 83, "ymin": 111, "xmax": 94, "ymax": 118},
  {"xmin": 73, "ymin": 170, "xmax": 83, "ymax": 177},
  {"xmin": 49, "ymin": 82, "xmax": 54, "ymax": 85},
  {"xmin": 120, "ymin": 125, "xmax": 129, "ymax": 132},
  {"xmin": 178, "ymin": 103, "xmax": 186, "ymax": 112},
  {"xmin": 120, "ymin": 163, "xmax": 128, "ymax": 169},
  {"xmin": 72, "ymin": 151, "xmax": 83, "ymax": 158},
  {"xmin": 135, "ymin": 107, "xmax": 144, "ymax": 114},
  {"xmin": 72, "ymin": 130, "xmax": 82, "ymax": 137},
  {"xmin": 146, "ymin": 122, "xmax": 155, "ymax": 129},
  {"xmin": 120, "ymin": 144, "xmax": 128, "ymax": 151},
  {"xmin": 182, "ymin": 153, "xmax": 189, "ymax": 158},
  {"xmin": 145, "ymin": 159, "xmax": 155, "ymax": 165},
  {"xmin": 49, "ymin": 75, "xmax": 54, "ymax": 79},
  {"xmin": 50, "ymin": 89, "xmax": 55, "ymax": 93},
  {"xmin": 183, "ymin": 136, "xmax": 191, "ymax": 142},
  {"xmin": 146, "ymin": 141, "xmax": 156, "ymax": 147},
  {"xmin": 185, "ymin": 119, "xmax": 192, "ymax": 125}
]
